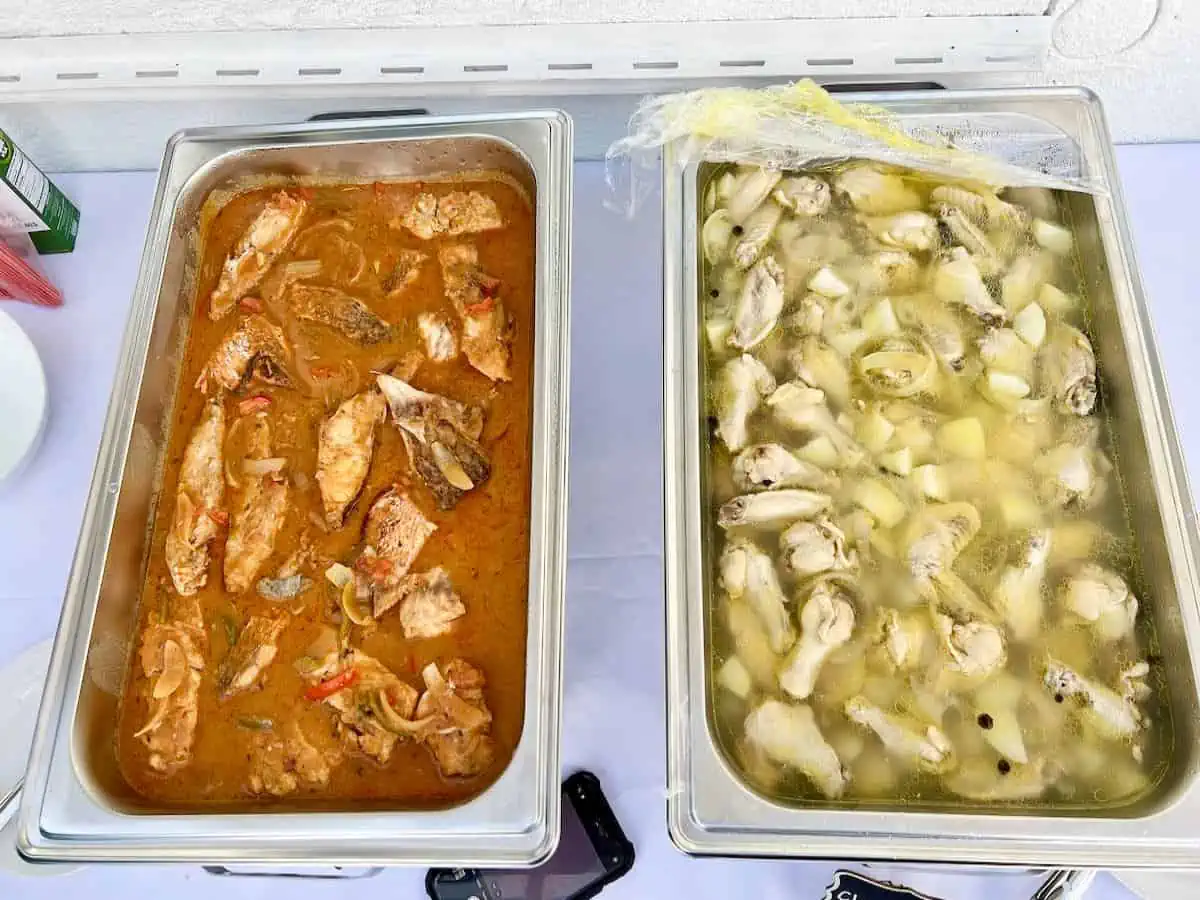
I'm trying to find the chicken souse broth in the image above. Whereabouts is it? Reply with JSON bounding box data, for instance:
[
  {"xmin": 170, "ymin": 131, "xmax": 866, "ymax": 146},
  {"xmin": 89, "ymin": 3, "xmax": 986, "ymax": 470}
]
[
  {"xmin": 115, "ymin": 177, "xmax": 535, "ymax": 808},
  {"xmin": 700, "ymin": 163, "xmax": 1172, "ymax": 809}
]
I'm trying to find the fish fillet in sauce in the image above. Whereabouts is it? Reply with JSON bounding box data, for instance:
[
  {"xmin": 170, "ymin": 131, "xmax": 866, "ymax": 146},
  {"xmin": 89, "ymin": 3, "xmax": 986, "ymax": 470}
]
[
  {"xmin": 223, "ymin": 416, "xmax": 289, "ymax": 594},
  {"xmin": 209, "ymin": 191, "xmax": 308, "ymax": 320},
  {"xmin": 316, "ymin": 390, "xmax": 386, "ymax": 528},
  {"xmin": 164, "ymin": 397, "xmax": 225, "ymax": 596}
]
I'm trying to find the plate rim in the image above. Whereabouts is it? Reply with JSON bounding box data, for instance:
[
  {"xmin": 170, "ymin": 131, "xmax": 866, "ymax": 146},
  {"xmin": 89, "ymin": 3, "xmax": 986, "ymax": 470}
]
[{"xmin": 0, "ymin": 307, "xmax": 48, "ymax": 484}]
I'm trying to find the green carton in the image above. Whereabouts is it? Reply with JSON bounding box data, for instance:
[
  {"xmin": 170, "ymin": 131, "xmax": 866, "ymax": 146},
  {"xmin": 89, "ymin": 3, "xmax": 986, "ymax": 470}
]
[{"xmin": 0, "ymin": 128, "xmax": 79, "ymax": 254}]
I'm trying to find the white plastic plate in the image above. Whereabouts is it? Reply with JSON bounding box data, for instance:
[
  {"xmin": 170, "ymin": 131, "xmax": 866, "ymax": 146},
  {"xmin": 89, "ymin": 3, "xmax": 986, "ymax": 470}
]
[{"xmin": 0, "ymin": 308, "xmax": 48, "ymax": 485}]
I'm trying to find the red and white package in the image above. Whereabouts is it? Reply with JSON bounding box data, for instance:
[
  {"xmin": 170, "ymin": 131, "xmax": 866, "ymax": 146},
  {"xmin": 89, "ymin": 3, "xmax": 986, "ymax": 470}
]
[{"xmin": 0, "ymin": 234, "xmax": 61, "ymax": 306}]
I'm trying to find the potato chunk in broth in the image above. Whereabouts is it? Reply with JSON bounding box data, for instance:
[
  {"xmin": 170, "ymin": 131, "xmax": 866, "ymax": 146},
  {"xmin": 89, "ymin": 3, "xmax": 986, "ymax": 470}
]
[{"xmin": 703, "ymin": 163, "xmax": 1169, "ymax": 808}]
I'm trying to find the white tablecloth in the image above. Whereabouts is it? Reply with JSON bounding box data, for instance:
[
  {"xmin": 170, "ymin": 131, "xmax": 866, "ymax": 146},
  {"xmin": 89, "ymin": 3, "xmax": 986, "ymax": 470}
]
[{"xmin": 7, "ymin": 148, "xmax": 1199, "ymax": 898}]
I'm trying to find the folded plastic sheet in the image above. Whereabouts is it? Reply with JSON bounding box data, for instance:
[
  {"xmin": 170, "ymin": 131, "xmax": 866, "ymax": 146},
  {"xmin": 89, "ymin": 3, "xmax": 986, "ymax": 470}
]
[{"xmin": 607, "ymin": 80, "xmax": 1108, "ymax": 214}]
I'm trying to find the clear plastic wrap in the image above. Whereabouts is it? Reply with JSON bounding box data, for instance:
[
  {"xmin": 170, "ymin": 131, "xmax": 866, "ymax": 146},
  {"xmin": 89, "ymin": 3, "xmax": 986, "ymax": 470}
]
[{"xmin": 607, "ymin": 80, "xmax": 1109, "ymax": 214}]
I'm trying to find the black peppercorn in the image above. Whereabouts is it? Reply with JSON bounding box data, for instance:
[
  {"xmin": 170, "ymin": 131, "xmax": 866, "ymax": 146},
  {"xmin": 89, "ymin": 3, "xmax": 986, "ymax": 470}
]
[
  {"xmin": 1054, "ymin": 693, "xmax": 1064, "ymax": 704},
  {"xmin": 977, "ymin": 713, "xmax": 994, "ymax": 730},
  {"xmin": 997, "ymin": 759, "xmax": 1011, "ymax": 775},
  {"xmin": 731, "ymin": 224, "xmax": 744, "ymax": 236}
]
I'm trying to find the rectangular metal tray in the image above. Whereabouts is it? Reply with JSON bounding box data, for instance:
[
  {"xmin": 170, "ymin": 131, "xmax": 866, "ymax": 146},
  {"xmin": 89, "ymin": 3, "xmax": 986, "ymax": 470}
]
[
  {"xmin": 18, "ymin": 110, "xmax": 573, "ymax": 865},
  {"xmin": 663, "ymin": 86, "xmax": 1200, "ymax": 866}
]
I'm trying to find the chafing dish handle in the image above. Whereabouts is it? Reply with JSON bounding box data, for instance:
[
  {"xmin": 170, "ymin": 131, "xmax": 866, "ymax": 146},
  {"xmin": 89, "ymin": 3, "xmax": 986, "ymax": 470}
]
[
  {"xmin": 308, "ymin": 109, "xmax": 429, "ymax": 122},
  {"xmin": 203, "ymin": 865, "xmax": 383, "ymax": 879},
  {"xmin": 1032, "ymin": 869, "xmax": 1096, "ymax": 899}
]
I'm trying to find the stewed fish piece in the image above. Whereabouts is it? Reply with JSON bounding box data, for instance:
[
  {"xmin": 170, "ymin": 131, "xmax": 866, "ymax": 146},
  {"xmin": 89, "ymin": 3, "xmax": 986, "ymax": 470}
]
[
  {"xmin": 375, "ymin": 566, "xmax": 466, "ymax": 640},
  {"xmin": 217, "ymin": 611, "xmax": 290, "ymax": 698},
  {"xmin": 377, "ymin": 373, "xmax": 491, "ymax": 509},
  {"xmin": 416, "ymin": 659, "xmax": 496, "ymax": 778},
  {"xmin": 248, "ymin": 721, "xmax": 342, "ymax": 797},
  {"xmin": 377, "ymin": 372, "xmax": 484, "ymax": 440},
  {"xmin": 364, "ymin": 488, "xmax": 437, "ymax": 580},
  {"xmin": 196, "ymin": 314, "xmax": 292, "ymax": 394},
  {"xmin": 397, "ymin": 190, "xmax": 504, "ymax": 240},
  {"xmin": 287, "ymin": 284, "xmax": 393, "ymax": 344},
  {"xmin": 209, "ymin": 191, "xmax": 308, "ymax": 320},
  {"xmin": 418, "ymin": 312, "xmax": 458, "ymax": 362},
  {"xmin": 404, "ymin": 420, "xmax": 492, "ymax": 511},
  {"xmin": 134, "ymin": 596, "xmax": 206, "ymax": 773},
  {"xmin": 164, "ymin": 396, "xmax": 225, "ymax": 596},
  {"xmin": 224, "ymin": 417, "xmax": 289, "ymax": 594},
  {"xmin": 305, "ymin": 649, "xmax": 422, "ymax": 765},
  {"xmin": 382, "ymin": 248, "xmax": 428, "ymax": 297},
  {"xmin": 439, "ymin": 244, "xmax": 514, "ymax": 382},
  {"xmin": 316, "ymin": 390, "xmax": 386, "ymax": 529}
]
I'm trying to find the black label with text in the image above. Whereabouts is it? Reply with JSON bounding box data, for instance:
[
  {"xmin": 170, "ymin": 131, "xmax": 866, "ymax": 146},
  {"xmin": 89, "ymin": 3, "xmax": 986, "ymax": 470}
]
[{"xmin": 822, "ymin": 870, "xmax": 942, "ymax": 900}]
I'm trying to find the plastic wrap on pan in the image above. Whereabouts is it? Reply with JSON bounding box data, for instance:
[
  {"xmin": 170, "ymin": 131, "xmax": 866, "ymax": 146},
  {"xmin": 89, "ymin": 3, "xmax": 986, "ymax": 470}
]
[{"xmin": 607, "ymin": 80, "xmax": 1108, "ymax": 214}]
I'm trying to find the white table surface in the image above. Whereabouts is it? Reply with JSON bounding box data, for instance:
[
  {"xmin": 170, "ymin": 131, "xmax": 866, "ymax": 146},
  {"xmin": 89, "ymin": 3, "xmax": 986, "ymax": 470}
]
[{"xmin": 5, "ymin": 149, "xmax": 1197, "ymax": 899}]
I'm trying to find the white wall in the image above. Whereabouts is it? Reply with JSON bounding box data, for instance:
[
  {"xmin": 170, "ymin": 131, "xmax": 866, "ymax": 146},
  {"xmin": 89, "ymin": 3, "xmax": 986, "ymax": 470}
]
[{"xmin": 0, "ymin": 0, "xmax": 1193, "ymax": 143}]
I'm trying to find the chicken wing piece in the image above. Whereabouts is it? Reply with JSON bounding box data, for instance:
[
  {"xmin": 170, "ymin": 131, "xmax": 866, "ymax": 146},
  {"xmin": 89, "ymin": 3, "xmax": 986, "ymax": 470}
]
[
  {"xmin": 934, "ymin": 613, "xmax": 1007, "ymax": 684},
  {"xmin": 845, "ymin": 695, "xmax": 955, "ymax": 774},
  {"xmin": 1058, "ymin": 563, "xmax": 1138, "ymax": 642},
  {"xmin": 316, "ymin": 390, "xmax": 386, "ymax": 529},
  {"xmin": 744, "ymin": 700, "xmax": 847, "ymax": 799},
  {"xmin": 719, "ymin": 539, "xmax": 795, "ymax": 654},
  {"xmin": 217, "ymin": 611, "xmax": 289, "ymax": 698},
  {"xmin": 415, "ymin": 659, "xmax": 495, "ymax": 778},
  {"xmin": 714, "ymin": 354, "xmax": 777, "ymax": 453},
  {"xmin": 779, "ymin": 576, "xmax": 856, "ymax": 700},
  {"xmin": 196, "ymin": 314, "xmax": 293, "ymax": 394},
  {"xmin": 1043, "ymin": 658, "xmax": 1148, "ymax": 741},
  {"xmin": 164, "ymin": 397, "xmax": 226, "ymax": 596},
  {"xmin": 398, "ymin": 191, "xmax": 504, "ymax": 240},
  {"xmin": 439, "ymin": 244, "xmax": 513, "ymax": 382},
  {"xmin": 991, "ymin": 530, "xmax": 1052, "ymax": 642},
  {"xmin": 209, "ymin": 191, "xmax": 309, "ymax": 320},
  {"xmin": 732, "ymin": 443, "xmax": 832, "ymax": 493},
  {"xmin": 306, "ymin": 649, "xmax": 422, "ymax": 764},
  {"xmin": 134, "ymin": 598, "xmax": 207, "ymax": 774},
  {"xmin": 248, "ymin": 721, "xmax": 343, "ymax": 797},
  {"xmin": 224, "ymin": 417, "xmax": 289, "ymax": 594},
  {"xmin": 364, "ymin": 488, "xmax": 437, "ymax": 579},
  {"xmin": 287, "ymin": 284, "xmax": 392, "ymax": 345},
  {"xmin": 1041, "ymin": 323, "xmax": 1098, "ymax": 417},
  {"xmin": 718, "ymin": 489, "xmax": 831, "ymax": 530},
  {"xmin": 372, "ymin": 567, "xmax": 466, "ymax": 638}
]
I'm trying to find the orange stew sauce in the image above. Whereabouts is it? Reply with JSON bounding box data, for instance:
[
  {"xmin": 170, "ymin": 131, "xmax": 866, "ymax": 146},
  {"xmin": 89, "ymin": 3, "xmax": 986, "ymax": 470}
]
[{"xmin": 115, "ymin": 178, "xmax": 534, "ymax": 807}]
